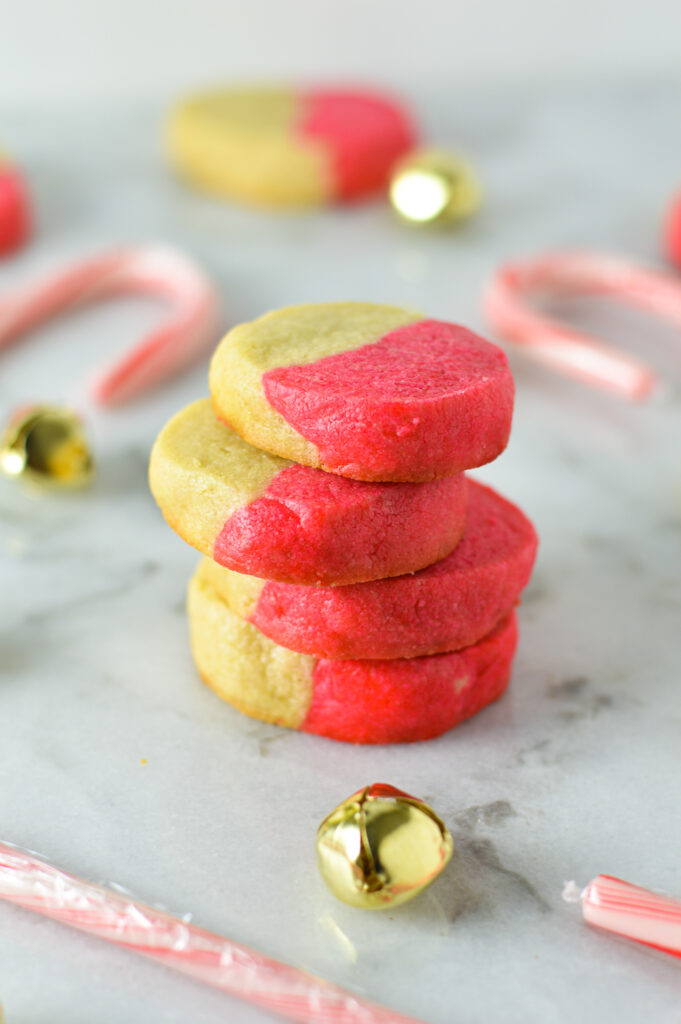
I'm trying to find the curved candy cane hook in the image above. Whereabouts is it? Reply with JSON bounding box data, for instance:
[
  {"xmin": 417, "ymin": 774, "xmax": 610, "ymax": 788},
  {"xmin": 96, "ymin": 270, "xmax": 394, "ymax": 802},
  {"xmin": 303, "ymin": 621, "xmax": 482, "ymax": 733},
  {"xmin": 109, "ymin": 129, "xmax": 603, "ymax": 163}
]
[
  {"xmin": 484, "ymin": 251, "xmax": 681, "ymax": 400},
  {"xmin": 0, "ymin": 246, "xmax": 220, "ymax": 405}
]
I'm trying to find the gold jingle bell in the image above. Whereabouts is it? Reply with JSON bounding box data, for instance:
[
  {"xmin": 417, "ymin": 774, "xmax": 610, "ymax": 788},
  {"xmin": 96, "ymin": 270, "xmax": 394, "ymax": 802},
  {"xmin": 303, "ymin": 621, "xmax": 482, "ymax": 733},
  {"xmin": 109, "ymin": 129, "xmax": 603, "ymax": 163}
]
[
  {"xmin": 316, "ymin": 783, "xmax": 453, "ymax": 910},
  {"xmin": 389, "ymin": 149, "xmax": 482, "ymax": 226},
  {"xmin": 0, "ymin": 405, "xmax": 94, "ymax": 489}
]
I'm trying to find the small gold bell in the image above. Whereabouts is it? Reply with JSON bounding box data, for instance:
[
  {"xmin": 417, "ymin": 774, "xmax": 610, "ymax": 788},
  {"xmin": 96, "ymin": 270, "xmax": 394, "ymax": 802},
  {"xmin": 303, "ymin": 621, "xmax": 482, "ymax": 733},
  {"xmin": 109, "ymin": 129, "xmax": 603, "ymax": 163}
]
[
  {"xmin": 0, "ymin": 405, "xmax": 94, "ymax": 488},
  {"xmin": 389, "ymin": 149, "xmax": 482, "ymax": 226},
  {"xmin": 316, "ymin": 783, "xmax": 453, "ymax": 910}
]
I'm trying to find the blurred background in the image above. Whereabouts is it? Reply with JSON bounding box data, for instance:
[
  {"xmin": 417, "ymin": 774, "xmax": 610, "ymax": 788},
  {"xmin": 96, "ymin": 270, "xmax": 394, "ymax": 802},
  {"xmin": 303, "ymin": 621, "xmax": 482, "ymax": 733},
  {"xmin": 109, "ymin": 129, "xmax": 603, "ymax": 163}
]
[{"xmin": 2, "ymin": 0, "xmax": 681, "ymax": 106}]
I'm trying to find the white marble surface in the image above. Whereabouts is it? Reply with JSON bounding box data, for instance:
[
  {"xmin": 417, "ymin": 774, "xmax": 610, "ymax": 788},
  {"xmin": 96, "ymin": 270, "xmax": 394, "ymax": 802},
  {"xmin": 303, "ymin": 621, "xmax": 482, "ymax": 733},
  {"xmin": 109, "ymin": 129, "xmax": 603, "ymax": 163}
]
[{"xmin": 1, "ymin": 83, "xmax": 681, "ymax": 1023}]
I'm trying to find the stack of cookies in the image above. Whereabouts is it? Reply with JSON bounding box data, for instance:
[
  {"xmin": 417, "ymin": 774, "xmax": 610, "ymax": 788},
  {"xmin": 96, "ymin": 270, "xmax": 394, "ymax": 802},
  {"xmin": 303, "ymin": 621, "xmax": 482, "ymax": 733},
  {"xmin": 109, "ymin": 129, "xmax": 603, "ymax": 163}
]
[{"xmin": 149, "ymin": 303, "xmax": 537, "ymax": 744}]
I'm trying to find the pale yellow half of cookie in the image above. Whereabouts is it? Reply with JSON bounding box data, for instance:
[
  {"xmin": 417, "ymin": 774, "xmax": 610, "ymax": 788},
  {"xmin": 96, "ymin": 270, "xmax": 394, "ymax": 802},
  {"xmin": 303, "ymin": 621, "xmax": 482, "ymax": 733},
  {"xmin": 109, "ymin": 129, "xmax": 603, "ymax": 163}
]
[
  {"xmin": 166, "ymin": 87, "xmax": 329, "ymax": 207},
  {"xmin": 197, "ymin": 556, "xmax": 264, "ymax": 619},
  {"xmin": 188, "ymin": 564, "xmax": 314, "ymax": 728},
  {"xmin": 209, "ymin": 302, "xmax": 421, "ymax": 469},
  {"xmin": 149, "ymin": 398, "xmax": 288, "ymax": 555},
  {"xmin": 187, "ymin": 560, "xmax": 518, "ymax": 744}
]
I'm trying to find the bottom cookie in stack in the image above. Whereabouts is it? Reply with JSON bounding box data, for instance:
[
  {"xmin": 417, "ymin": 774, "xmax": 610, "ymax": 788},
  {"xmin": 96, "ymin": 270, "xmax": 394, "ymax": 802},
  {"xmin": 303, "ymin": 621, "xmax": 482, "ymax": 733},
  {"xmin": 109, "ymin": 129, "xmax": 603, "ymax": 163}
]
[{"xmin": 188, "ymin": 562, "xmax": 518, "ymax": 745}]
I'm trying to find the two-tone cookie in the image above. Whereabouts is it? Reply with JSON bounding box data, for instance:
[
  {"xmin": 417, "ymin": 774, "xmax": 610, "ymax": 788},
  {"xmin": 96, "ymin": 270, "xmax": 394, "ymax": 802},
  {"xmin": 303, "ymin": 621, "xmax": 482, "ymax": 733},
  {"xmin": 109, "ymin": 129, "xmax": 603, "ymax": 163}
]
[
  {"xmin": 198, "ymin": 479, "xmax": 537, "ymax": 660},
  {"xmin": 167, "ymin": 86, "xmax": 415, "ymax": 207},
  {"xmin": 209, "ymin": 303, "xmax": 514, "ymax": 482},
  {"xmin": 188, "ymin": 564, "xmax": 518, "ymax": 745},
  {"xmin": 149, "ymin": 399, "xmax": 468, "ymax": 585}
]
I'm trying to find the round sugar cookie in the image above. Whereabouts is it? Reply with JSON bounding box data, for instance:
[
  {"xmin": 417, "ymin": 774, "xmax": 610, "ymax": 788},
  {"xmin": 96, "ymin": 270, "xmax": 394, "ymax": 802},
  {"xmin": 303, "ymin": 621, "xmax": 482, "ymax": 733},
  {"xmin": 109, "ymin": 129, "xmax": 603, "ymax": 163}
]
[
  {"xmin": 149, "ymin": 399, "xmax": 468, "ymax": 585},
  {"xmin": 209, "ymin": 303, "xmax": 515, "ymax": 482},
  {"xmin": 199, "ymin": 479, "xmax": 537, "ymax": 660},
  {"xmin": 188, "ymin": 566, "xmax": 518, "ymax": 745},
  {"xmin": 0, "ymin": 154, "xmax": 30, "ymax": 255},
  {"xmin": 167, "ymin": 85, "xmax": 415, "ymax": 207}
]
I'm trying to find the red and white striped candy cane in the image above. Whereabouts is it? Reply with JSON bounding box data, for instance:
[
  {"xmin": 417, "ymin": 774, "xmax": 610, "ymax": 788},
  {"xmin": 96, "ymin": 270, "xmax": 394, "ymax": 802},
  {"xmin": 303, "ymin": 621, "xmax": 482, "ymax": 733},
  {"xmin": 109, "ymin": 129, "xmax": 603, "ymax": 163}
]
[
  {"xmin": 484, "ymin": 251, "xmax": 681, "ymax": 400},
  {"xmin": 0, "ymin": 246, "xmax": 220, "ymax": 405},
  {"xmin": 0, "ymin": 842, "xmax": 423, "ymax": 1024},
  {"xmin": 581, "ymin": 874, "xmax": 681, "ymax": 959}
]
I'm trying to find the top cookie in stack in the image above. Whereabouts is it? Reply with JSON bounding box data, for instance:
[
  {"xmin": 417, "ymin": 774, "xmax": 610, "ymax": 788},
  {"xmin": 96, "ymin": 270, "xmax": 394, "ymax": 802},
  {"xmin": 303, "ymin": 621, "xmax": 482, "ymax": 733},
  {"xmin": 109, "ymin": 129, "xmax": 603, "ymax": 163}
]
[
  {"xmin": 149, "ymin": 302, "xmax": 536, "ymax": 744},
  {"xmin": 208, "ymin": 302, "xmax": 514, "ymax": 482}
]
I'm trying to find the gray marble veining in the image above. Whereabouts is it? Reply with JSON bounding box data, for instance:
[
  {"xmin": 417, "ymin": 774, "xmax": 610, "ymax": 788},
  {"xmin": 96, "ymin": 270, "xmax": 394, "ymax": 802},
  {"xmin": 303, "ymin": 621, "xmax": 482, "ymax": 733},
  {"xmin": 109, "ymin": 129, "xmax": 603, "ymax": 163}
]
[{"xmin": 1, "ymin": 82, "xmax": 681, "ymax": 1023}]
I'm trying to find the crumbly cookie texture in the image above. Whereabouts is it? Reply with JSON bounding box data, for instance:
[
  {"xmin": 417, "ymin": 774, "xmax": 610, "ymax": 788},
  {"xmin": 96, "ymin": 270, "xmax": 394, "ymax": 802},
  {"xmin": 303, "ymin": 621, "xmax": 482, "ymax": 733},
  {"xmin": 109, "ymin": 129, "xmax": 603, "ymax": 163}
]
[
  {"xmin": 200, "ymin": 479, "xmax": 537, "ymax": 660},
  {"xmin": 188, "ymin": 569, "xmax": 315, "ymax": 729},
  {"xmin": 149, "ymin": 398, "xmax": 286, "ymax": 556},
  {"xmin": 188, "ymin": 565, "xmax": 518, "ymax": 745},
  {"xmin": 209, "ymin": 302, "xmax": 514, "ymax": 482},
  {"xmin": 209, "ymin": 302, "xmax": 420, "ymax": 471},
  {"xmin": 150, "ymin": 397, "xmax": 469, "ymax": 585}
]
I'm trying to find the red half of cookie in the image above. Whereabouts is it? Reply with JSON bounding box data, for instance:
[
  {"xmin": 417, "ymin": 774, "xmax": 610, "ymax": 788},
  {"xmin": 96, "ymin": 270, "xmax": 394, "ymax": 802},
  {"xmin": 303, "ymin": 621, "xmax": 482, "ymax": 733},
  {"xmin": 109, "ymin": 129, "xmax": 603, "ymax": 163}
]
[
  {"xmin": 0, "ymin": 158, "xmax": 30, "ymax": 256},
  {"xmin": 150, "ymin": 399, "xmax": 469, "ymax": 585},
  {"xmin": 203, "ymin": 479, "xmax": 537, "ymax": 658},
  {"xmin": 215, "ymin": 461, "xmax": 469, "ymax": 585},
  {"xmin": 296, "ymin": 88, "xmax": 416, "ymax": 200},
  {"xmin": 263, "ymin": 320, "xmax": 515, "ymax": 480},
  {"xmin": 211, "ymin": 304, "xmax": 516, "ymax": 482},
  {"xmin": 302, "ymin": 612, "xmax": 518, "ymax": 744},
  {"xmin": 189, "ymin": 563, "xmax": 519, "ymax": 745}
]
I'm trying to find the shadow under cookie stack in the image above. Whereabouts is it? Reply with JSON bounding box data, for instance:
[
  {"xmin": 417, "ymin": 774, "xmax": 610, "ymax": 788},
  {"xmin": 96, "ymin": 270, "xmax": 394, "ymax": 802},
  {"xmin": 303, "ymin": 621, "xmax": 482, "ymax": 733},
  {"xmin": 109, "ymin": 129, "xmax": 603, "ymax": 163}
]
[{"xmin": 149, "ymin": 303, "xmax": 538, "ymax": 744}]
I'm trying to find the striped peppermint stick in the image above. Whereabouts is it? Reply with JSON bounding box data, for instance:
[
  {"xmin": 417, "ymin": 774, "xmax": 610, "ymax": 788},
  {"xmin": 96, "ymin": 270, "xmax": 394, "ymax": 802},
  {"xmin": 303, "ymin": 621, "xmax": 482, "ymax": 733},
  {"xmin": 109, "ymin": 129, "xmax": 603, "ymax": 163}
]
[
  {"xmin": 0, "ymin": 842, "xmax": 423, "ymax": 1024},
  {"xmin": 581, "ymin": 874, "xmax": 681, "ymax": 959},
  {"xmin": 0, "ymin": 246, "xmax": 220, "ymax": 405},
  {"xmin": 484, "ymin": 251, "xmax": 681, "ymax": 400}
]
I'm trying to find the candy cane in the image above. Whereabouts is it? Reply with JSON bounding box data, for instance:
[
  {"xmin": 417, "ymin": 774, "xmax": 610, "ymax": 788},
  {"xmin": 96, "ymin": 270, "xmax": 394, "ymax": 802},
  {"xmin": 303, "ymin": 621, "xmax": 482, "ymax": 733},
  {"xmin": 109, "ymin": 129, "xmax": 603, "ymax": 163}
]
[
  {"xmin": 567, "ymin": 874, "xmax": 681, "ymax": 959},
  {"xmin": 0, "ymin": 842, "xmax": 423, "ymax": 1024},
  {"xmin": 484, "ymin": 251, "xmax": 681, "ymax": 400},
  {"xmin": 0, "ymin": 246, "xmax": 220, "ymax": 405}
]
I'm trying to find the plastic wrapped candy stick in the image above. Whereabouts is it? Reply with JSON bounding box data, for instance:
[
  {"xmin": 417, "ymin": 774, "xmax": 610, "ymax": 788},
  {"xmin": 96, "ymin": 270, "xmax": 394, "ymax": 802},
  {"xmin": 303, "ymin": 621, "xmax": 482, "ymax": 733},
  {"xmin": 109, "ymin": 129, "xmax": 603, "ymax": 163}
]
[
  {"xmin": 0, "ymin": 841, "xmax": 424, "ymax": 1024},
  {"xmin": 484, "ymin": 250, "xmax": 681, "ymax": 400},
  {"xmin": 0, "ymin": 246, "xmax": 220, "ymax": 405},
  {"xmin": 564, "ymin": 874, "xmax": 681, "ymax": 959}
]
